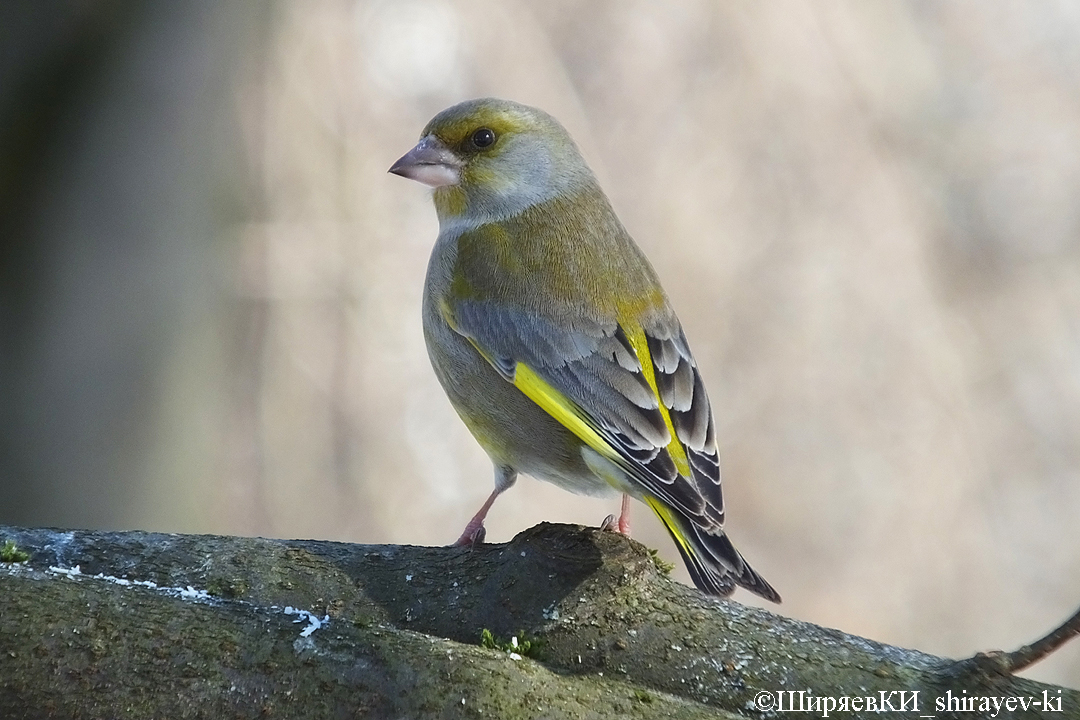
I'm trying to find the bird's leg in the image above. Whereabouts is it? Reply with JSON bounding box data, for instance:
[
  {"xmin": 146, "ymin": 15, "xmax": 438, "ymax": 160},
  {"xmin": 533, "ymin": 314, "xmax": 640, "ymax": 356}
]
[
  {"xmin": 600, "ymin": 493, "xmax": 633, "ymax": 536},
  {"xmin": 618, "ymin": 492, "xmax": 632, "ymax": 536},
  {"xmin": 452, "ymin": 490, "xmax": 497, "ymax": 547},
  {"xmin": 452, "ymin": 465, "xmax": 516, "ymax": 548}
]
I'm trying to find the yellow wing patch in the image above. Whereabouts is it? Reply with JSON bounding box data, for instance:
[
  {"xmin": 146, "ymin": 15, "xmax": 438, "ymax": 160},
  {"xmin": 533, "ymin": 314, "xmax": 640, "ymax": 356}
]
[
  {"xmin": 511, "ymin": 364, "xmax": 620, "ymax": 464},
  {"xmin": 442, "ymin": 300, "xmax": 691, "ymax": 481},
  {"xmin": 618, "ymin": 324, "xmax": 692, "ymax": 478},
  {"xmin": 444, "ymin": 301, "xmax": 620, "ymax": 466},
  {"xmin": 644, "ymin": 495, "xmax": 693, "ymax": 556}
]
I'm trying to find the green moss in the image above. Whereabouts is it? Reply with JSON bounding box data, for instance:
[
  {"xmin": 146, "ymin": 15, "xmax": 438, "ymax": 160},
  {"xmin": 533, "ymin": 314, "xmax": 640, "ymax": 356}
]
[
  {"xmin": 632, "ymin": 689, "xmax": 653, "ymax": 703},
  {"xmin": 1, "ymin": 539, "xmax": 29, "ymax": 563},
  {"xmin": 479, "ymin": 628, "xmax": 542, "ymax": 659},
  {"xmin": 205, "ymin": 577, "xmax": 248, "ymax": 599},
  {"xmin": 647, "ymin": 548, "xmax": 674, "ymax": 576}
]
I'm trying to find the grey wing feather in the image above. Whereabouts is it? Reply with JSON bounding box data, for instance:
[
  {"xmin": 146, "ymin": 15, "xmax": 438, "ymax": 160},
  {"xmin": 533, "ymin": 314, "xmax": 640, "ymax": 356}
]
[
  {"xmin": 454, "ymin": 301, "xmax": 668, "ymax": 451},
  {"xmin": 452, "ymin": 299, "xmax": 725, "ymax": 529}
]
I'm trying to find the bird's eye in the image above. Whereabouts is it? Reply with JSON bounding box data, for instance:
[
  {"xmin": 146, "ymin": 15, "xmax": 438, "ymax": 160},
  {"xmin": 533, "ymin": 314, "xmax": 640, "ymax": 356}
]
[{"xmin": 470, "ymin": 128, "xmax": 496, "ymax": 148}]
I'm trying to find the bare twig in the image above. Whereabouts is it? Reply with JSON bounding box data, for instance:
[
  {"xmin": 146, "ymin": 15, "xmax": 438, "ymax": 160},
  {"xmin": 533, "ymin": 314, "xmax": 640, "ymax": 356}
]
[
  {"xmin": 968, "ymin": 604, "xmax": 1080, "ymax": 675},
  {"xmin": 1001, "ymin": 604, "xmax": 1080, "ymax": 673}
]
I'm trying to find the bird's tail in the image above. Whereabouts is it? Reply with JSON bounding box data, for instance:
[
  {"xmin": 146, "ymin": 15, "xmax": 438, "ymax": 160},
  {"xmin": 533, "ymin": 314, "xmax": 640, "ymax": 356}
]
[{"xmin": 646, "ymin": 497, "xmax": 781, "ymax": 603}]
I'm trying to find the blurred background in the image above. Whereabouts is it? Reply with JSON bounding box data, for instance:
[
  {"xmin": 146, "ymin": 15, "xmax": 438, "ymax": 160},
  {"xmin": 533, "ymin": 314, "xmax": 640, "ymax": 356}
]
[{"xmin": 2, "ymin": 0, "xmax": 1078, "ymax": 687}]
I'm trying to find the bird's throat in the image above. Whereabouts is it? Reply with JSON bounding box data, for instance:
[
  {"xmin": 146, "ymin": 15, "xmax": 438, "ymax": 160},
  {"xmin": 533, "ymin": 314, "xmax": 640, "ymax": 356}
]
[{"xmin": 433, "ymin": 186, "xmax": 469, "ymax": 221}]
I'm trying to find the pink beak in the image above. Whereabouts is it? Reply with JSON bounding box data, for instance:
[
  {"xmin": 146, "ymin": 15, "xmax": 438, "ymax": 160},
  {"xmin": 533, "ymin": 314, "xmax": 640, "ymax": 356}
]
[{"xmin": 389, "ymin": 135, "xmax": 463, "ymax": 188}]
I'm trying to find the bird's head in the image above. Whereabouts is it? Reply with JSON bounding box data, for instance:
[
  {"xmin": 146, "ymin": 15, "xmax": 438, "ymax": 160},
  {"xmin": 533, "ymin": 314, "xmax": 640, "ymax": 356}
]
[{"xmin": 389, "ymin": 98, "xmax": 594, "ymax": 224}]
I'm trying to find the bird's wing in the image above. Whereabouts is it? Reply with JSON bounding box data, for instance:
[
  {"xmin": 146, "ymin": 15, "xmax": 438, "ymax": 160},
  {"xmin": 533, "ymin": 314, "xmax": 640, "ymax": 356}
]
[{"xmin": 442, "ymin": 296, "xmax": 726, "ymax": 532}]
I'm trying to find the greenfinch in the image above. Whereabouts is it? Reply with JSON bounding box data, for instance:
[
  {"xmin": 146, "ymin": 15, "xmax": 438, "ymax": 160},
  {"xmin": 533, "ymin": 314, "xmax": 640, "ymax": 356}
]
[{"xmin": 390, "ymin": 98, "xmax": 779, "ymax": 603}]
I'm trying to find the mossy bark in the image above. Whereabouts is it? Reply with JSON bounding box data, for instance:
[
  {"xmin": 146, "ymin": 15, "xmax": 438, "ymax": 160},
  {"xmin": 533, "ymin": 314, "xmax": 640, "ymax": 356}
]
[{"xmin": 0, "ymin": 523, "xmax": 1075, "ymax": 719}]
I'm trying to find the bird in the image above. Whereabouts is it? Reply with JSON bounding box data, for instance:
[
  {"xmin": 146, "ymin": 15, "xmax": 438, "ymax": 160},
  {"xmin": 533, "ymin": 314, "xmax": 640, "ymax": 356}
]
[{"xmin": 389, "ymin": 98, "xmax": 780, "ymax": 603}]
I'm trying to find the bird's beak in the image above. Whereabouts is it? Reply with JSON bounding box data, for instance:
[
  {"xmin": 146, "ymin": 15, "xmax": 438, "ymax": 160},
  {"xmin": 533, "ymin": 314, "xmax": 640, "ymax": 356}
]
[{"xmin": 388, "ymin": 135, "xmax": 463, "ymax": 188}]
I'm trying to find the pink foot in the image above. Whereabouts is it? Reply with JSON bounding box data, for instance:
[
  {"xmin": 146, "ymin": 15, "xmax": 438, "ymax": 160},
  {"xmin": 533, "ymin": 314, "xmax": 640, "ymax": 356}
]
[
  {"xmin": 451, "ymin": 467, "xmax": 516, "ymax": 548},
  {"xmin": 452, "ymin": 522, "xmax": 486, "ymax": 548},
  {"xmin": 451, "ymin": 485, "xmax": 503, "ymax": 547},
  {"xmin": 600, "ymin": 495, "xmax": 633, "ymax": 536}
]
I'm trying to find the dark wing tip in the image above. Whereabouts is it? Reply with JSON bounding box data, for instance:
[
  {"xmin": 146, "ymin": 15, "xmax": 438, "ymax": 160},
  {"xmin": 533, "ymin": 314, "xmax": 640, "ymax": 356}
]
[
  {"xmin": 708, "ymin": 530, "xmax": 782, "ymax": 604},
  {"xmin": 737, "ymin": 563, "xmax": 782, "ymax": 604},
  {"xmin": 659, "ymin": 515, "xmax": 782, "ymax": 604}
]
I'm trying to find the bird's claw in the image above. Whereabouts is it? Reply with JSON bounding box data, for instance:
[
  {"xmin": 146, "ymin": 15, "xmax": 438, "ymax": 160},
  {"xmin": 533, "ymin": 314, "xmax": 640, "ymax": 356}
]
[{"xmin": 452, "ymin": 524, "xmax": 486, "ymax": 548}]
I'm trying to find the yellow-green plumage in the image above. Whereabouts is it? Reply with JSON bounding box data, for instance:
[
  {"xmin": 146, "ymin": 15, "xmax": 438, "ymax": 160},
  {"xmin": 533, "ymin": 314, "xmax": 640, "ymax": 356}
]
[{"xmin": 391, "ymin": 98, "xmax": 779, "ymax": 603}]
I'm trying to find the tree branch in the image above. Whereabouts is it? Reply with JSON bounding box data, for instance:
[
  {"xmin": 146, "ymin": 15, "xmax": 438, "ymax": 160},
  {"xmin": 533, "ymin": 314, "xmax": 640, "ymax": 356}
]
[{"xmin": 1, "ymin": 523, "xmax": 1075, "ymax": 719}]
